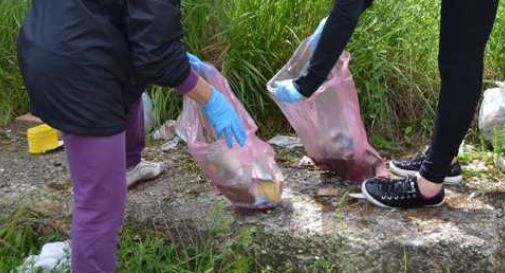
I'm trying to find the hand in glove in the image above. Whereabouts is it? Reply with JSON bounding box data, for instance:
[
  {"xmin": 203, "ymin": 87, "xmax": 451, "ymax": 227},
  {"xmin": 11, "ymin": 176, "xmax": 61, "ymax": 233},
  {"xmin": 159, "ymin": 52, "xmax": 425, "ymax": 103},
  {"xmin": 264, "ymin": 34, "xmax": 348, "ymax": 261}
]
[
  {"xmin": 272, "ymin": 79, "xmax": 305, "ymax": 104},
  {"xmin": 187, "ymin": 52, "xmax": 203, "ymax": 64},
  {"xmin": 203, "ymin": 88, "xmax": 247, "ymax": 148}
]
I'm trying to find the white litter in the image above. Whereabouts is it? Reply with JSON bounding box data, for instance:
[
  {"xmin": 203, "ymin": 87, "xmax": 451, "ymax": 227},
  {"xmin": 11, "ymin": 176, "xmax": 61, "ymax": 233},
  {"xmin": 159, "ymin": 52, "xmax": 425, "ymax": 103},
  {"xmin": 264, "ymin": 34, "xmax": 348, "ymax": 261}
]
[
  {"xmin": 175, "ymin": 114, "xmax": 186, "ymax": 142},
  {"xmin": 152, "ymin": 120, "xmax": 177, "ymax": 141},
  {"xmin": 18, "ymin": 241, "xmax": 70, "ymax": 273},
  {"xmin": 267, "ymin": 135, "xmax": 303, "ymax": 149},
  {"xmin": 298, "ymin": 156, "xmax": 315, "ymax": 167},
  {"xmin": 161, "ymin": 136, "xmax": 180, "ymax": 151},
  {"xmin": 479, "ymin": 81, "xmax": 505, "ymax": 143},
  {"xmin": 142, "ymin": 92, "xmax": 154, "ymax": 134},
  {"xmin": 349, "ymin": 193, "xmax": 366, "ymax": 199}
]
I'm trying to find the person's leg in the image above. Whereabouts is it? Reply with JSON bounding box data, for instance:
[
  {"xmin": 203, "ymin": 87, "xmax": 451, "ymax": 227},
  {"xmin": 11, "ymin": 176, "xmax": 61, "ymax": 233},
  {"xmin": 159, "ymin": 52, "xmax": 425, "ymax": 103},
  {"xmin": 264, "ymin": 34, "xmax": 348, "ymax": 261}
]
[
  {"xmin": 419, "ymin": 0, "xmax": 499, "ymax": 196},
  {"xmin": 63, "ymin": 132, "xmax": 127, "ymax": 273},
  {"xmin": 126, "ymin": 96, "xmax": 145, "ymax": 170},
  {"xmin": 125, "ymin": 94, "xmax": 163, "ymax": 188},
  {"xmin": 361, "ymin": 0, "xmax": 498, "ymax": 208}
]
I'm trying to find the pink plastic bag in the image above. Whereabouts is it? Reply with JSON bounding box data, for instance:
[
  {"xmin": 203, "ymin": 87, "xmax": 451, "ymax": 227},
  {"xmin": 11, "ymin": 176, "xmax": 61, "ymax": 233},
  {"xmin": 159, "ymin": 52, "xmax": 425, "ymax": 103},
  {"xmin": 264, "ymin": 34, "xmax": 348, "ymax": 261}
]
[
  {"xmin": 267, "ymin": 38, "xmax": 386, "ymax": 182},
  {"xmin": 180, "ymin": 60, "xmax": 284, "ymax": 209}
]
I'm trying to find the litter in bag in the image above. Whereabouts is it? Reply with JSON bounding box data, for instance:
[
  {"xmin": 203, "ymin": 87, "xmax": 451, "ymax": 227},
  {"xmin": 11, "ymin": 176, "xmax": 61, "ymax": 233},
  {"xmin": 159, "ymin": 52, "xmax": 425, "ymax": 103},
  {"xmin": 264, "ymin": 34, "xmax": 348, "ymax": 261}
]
[
  {"xmin": 180, "ymin": 57, "xmax": 284, "ymax": 209},
  {"xmin": 479, "ymin": 81, "xmax": 505, "ymax": 144},
  {"xmin": 267, "ymin": 20, "xmax": 386, "ymax": 182}
]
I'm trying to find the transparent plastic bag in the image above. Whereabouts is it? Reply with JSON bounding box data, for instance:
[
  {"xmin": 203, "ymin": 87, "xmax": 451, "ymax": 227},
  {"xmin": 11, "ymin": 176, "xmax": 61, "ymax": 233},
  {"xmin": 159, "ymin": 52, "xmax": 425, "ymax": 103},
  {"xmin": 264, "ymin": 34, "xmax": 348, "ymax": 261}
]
[
  {"xmin": 267, "ymin": 22, "xmax": 386, "ymax": 182},
  {"xmin": 479, "ymin": 82, "xmax": 505, "ymax": 143},
  {"xmin": 180, "ymin": 58, "xmax": 284, "ymax": 209},
  {"xmin": 308, "ymin": 17, "xmax": 328, "ymax": 50},
  {"xmin": 142, "ymin": 92, "xmax": 154, "ymax": 134}
]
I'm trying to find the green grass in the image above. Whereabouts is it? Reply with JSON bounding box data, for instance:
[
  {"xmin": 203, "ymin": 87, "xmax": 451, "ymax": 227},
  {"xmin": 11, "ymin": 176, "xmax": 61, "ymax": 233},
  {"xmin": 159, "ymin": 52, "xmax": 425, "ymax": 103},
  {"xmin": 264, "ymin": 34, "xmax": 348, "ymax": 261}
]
[
  {"xmin": 179, "ymin": 0, "xmax": 505, "ymax": 140},
  {"xmin": 0, "ymin": 202, "xmax": 68, "ymax": 272},
  {"xmin": 0, "ymin": 0, "xmax": 29, "ymax": 126},
  {"xmin": 1, "ymin": 0, "xmax": 505, "ymax": 142},
  {"xmin": 0, "ymin": 199, "xmax": 350, "ymax": 273}
]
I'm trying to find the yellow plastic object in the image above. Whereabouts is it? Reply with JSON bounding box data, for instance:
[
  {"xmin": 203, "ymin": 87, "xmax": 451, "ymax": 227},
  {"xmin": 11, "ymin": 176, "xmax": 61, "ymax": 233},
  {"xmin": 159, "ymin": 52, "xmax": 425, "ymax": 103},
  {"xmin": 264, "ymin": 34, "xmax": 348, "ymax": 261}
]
[
  {"xmin": 254, "ymin": 180, "xmax": 281, "ymax": 203},
  {"xmin": 27, "ymin": 124, "xmax": 60, "ymax": 155}
]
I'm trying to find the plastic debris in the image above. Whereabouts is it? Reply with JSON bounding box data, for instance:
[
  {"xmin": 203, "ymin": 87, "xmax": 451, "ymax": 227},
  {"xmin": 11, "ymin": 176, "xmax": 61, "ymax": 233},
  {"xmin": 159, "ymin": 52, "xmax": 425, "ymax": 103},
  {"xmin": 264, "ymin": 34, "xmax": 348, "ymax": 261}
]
[
  {"xmin": 152, "ymin": 120, "xmax": 177, "ymax": 141},
  {"xmin": 18, "ymin": 241, "xmax": 70, "ymax": 273},
  {"xmin": 27, "ymin": 124, "xmax": 62, "ymax": 155},
  {"xmin": 479, "ymin": 81, "xmax": 505, "ymax": 144},
  {"xmin": 349, "ymin": 193, "xmax": 366, "ymax": 199},
  {"xmin": 298, "ymin": 156, "xmax": 315, "ymax": 167},
  {"xmin": 267, "ymin": 18, "xmax": 386, "ymax": 182},
  {"xmin": 180, "ymin": 55, "xmax": 284, "ymax": 209},
  {"xmin": 142, "ymin": 92, "xmax": 154, "ymax": 134},
  {"xmin": 268, "ymin": 135, "xmax": 303, "ymax": 149},
  {"xmin": 161, "ymin": 136, "xmax": 180, "ymax": 151}
]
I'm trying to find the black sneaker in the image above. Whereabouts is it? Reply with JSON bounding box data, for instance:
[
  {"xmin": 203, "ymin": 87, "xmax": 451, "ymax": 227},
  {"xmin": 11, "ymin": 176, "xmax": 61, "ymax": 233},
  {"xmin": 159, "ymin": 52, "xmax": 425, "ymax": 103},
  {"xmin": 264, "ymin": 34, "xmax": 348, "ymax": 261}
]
[
  {"xmin": 390, "ymin": 152, "xmax": 463, "ymax": 185},
  {"xmin": 361, "ymin": 176, "xmax": 445, "ymax": 208}
]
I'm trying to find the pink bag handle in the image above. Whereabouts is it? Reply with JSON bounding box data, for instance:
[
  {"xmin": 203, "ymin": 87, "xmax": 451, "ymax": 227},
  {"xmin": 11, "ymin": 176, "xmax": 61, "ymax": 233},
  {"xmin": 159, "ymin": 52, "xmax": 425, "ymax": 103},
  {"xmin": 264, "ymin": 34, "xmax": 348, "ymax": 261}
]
[{"xmin": 339, "ymin": 52, "xmax": 351, "ymax": 77}]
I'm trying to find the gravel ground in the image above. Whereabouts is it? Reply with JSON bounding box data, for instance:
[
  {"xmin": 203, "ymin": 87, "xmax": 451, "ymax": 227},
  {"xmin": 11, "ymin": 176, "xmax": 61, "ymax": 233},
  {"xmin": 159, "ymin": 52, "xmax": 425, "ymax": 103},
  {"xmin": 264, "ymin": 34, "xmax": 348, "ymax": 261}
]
[{"xmin": 1, "ymin": 129, "xmax": 504, "ymax": 272}]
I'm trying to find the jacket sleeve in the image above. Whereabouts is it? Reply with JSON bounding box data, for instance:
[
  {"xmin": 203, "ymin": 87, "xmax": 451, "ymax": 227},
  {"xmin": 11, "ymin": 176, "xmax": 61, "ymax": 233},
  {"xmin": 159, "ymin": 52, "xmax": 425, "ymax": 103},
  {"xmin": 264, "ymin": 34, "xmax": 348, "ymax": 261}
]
[
  {"xmin": 126, "ymin": 0, "xmax": 198, "ymax": 93},
  {"xmin": 294, "ymin": 0, "xmax": 374, "ymax": 97}
]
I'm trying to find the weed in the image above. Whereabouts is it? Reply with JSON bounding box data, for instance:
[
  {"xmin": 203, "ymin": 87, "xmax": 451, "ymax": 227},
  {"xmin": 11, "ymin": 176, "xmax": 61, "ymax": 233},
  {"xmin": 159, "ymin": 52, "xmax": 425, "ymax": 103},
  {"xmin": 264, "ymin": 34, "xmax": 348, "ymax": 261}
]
[
  {"xmin": 2, "ymin": 1, "xmax": 503, "ymax": 142},
  {"xmin": 0, "ymin": 0, "xmax": 29, "ymax": 125}
]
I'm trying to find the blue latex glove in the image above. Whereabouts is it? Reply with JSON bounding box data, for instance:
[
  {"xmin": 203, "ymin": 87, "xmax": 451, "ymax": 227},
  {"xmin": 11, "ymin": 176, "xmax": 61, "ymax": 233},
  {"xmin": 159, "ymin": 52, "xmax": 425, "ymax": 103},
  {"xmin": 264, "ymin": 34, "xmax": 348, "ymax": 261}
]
[
  {"xmin": 187, "ymin": 52, "xmax": 202, "ymax": 64},
  {"xmin": 273, "ymin": 79, "xmax": 305, "ymax": 104},
  {"xmin": 203, "ymin": 88, "xmax": 247, "ymax": 148}
]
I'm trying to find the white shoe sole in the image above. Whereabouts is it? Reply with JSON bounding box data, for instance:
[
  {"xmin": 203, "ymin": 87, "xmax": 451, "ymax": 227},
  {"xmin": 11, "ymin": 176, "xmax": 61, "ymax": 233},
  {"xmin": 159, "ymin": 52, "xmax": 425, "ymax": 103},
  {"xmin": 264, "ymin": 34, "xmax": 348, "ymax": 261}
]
[
  {"xmin": 389, "ymin": 163, "xmax": 463, "ymax": 185},
  {"xmin": 361, "ymin": 181, "xmax": 445, "ymax": 209},
  {"xmin": 127, "ymin": 165, "xmax": 164, "ymax": 189}
]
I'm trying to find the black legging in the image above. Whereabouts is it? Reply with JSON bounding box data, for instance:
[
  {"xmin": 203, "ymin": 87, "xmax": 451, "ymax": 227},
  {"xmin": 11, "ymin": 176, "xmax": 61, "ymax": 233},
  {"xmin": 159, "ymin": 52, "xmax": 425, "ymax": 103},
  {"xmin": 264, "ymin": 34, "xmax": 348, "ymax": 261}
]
[
  {"xmin": 295, "ymin": 0, "xmax": 499, "ymax": 183},
  {"xmin": 421, "ymin": 0, "xmax": 499, "ymax": 183}
]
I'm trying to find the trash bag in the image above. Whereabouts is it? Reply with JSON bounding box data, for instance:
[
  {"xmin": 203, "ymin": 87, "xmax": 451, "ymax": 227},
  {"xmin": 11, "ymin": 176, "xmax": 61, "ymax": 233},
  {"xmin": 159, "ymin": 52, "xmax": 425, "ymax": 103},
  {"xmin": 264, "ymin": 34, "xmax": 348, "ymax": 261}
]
[
  {"xmin": 142, "ymin": 91, "xmax": 154, "ymax": 134},
  {"xmin": 479, "ymin": 82, "xmax": 505, "ymax": 144},
  {"xmin": 180, "ymin": 57, "xmax": 284, "ymax": 209},
  {"xmin": 267, "ymin": 20, "xmax": 386, "ymax": 182}
]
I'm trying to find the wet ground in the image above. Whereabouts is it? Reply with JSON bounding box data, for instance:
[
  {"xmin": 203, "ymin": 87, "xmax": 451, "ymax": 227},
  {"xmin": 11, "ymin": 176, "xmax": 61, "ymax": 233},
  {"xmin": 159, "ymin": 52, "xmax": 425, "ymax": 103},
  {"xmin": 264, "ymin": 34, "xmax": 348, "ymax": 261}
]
[{"xmin": 1, "ymin": 129, "xmax": 504, "ymax": 272}]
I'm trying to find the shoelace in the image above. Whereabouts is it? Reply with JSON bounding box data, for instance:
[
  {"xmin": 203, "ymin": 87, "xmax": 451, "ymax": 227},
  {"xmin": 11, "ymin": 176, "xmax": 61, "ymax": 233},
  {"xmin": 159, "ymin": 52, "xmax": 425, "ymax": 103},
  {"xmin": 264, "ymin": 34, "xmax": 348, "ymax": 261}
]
[
  {"xmin": 402, "ymin": 152, "xmax": 426, "ymax": 167},
  {"xmin": 378, "ymin": 177, "xmax": 417, "ymax": 200}
]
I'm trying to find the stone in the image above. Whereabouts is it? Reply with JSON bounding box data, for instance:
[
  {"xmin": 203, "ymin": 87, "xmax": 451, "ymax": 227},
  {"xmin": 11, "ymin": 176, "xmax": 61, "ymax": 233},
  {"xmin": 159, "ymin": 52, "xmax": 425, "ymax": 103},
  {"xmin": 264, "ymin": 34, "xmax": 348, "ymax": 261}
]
[
  {"xmin": 8, "ymin": 113, "xmax": 43, "ymax": 136},
  {"xmin": 316, "ymin": 187, "xmax": 339, "ymax": 197}
]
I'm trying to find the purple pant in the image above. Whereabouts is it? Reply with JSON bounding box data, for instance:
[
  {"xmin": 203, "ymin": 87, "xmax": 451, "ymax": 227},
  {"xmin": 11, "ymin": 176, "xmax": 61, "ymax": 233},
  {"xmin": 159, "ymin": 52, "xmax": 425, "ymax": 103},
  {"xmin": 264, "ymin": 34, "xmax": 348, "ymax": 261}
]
[{"xmin": 63, "ymin": 98, "xmax": 145, "ymax": 273}]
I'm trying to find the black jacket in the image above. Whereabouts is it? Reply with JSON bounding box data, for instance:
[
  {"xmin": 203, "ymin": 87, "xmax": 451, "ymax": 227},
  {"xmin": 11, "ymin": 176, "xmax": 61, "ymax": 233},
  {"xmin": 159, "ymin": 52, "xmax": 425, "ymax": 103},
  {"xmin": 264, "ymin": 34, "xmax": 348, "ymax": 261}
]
[{"xmin": 18, "ymin": 0, "xmax": 192, "ymax": 136}]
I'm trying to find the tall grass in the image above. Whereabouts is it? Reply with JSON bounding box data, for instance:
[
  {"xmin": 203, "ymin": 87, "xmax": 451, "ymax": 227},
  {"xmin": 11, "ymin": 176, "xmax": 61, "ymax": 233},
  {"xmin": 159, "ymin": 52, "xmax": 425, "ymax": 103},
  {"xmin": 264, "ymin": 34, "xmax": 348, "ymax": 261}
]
[
  {"xmin": 1, "ymin": 0, "xmax": 504, "ymax": 142},
  {"xmin": 181, "ymin": 0, "xmax": 336, "ymax": 133},
  {"xmin": 166, "ymin": 0, "xmax": 505, "ymax": 140},
  {"xmin": 0, "ymin": 0, "xmax": 28, "ymax": 126}
]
